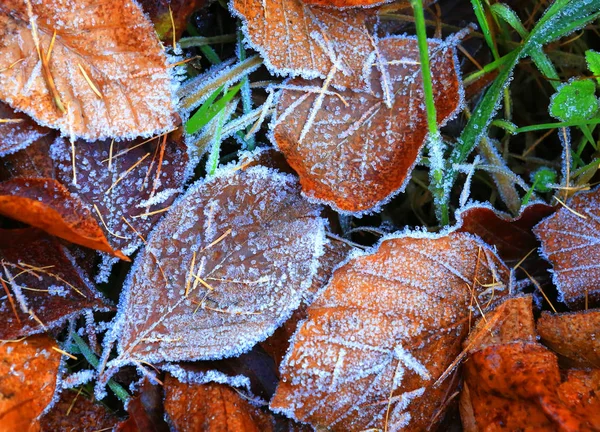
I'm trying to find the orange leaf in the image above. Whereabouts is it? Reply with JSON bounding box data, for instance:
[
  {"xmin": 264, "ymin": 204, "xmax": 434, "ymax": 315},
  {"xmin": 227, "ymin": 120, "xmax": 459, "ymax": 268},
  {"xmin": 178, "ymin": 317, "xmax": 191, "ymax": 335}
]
[
  {"xmin": 0, "ymin": 228, "xmax": 109, "ymax": 339},
  {"xmin": 0, "ymin": 0, "xmax": 176, "ymax": 140},
  {"xmin": 557, "ymin": 369, "xmax": 600, "ymax": 431},
  {"xmin": 272, "ymin": 37, "xmax": 462, "ymax": 213},
  {"xmin": 113, "ymin": 166, "xmax": 326, "ymax": 364},
  {"xmin": 534, "ymin": 186, "xmax": 600, "ymax": 308},
  {"xmin": 0, "ymin": 177, "xmax": 127, "ymax": 259},
  {"xmin": 271, "ymin": 232, "xmax": 510, "ymax": 431},
  {"xmin": 0, "ymin": 335, "xmax": 62, "ymax": 432}
]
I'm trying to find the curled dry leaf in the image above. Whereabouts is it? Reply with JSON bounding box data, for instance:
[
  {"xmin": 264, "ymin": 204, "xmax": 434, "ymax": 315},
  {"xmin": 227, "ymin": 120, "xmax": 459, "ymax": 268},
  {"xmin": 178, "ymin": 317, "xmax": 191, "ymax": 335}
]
[
  {"xmin": 0, "ymin": 0, "xmax": 176, "ymax": 140},
  {"xmin": 0, "ymin": 335, "xmax": 62, "ymax": 432},
  {"xmin": 114, "ymin": 166, "xmax": 325, "ymax": 364},
  {"xmin": 273, "ymin": 36, "xmax": 462, "ymax": 213},
  {"xmin": 0, "ymin": 101, "xmax": 51, "ymax": 157},
  {"xmin": 39, "ymin": 391, "xmax": 118, "ymax": 432},
  {"xmin": 0, "ymin": 228, "xmax": 108, "ymax": 339},
  {"xmin": 164, "ymin": 377, "xmax": 309, "ymax": 432},
  {"xmin": 0, "ymin": 177, "xmax": 126, "ymax": 259},
  {"xmin": 537, "ymin": 309, "xmax": 600, "ymax": 368},
  {"xmin": 534, "ymin": 186, "xmax": 600, "ymax": 308},
  {"xmin": 271, "ymin": 232, "xmax": 510, "ymax": 431},
  {"xmin": 51, "ymin": 132, "xmax": 190, "ymax": 259}
]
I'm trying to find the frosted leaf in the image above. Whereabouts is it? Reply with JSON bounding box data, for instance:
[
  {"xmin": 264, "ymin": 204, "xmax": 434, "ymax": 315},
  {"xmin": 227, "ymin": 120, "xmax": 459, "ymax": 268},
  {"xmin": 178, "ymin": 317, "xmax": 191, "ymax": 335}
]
[
  {"xmin": 51, "ymin": 131, "xmax": 190, "ymax": 257},
  {"xmin": 0, "ymin": 102, "xmax": 51, "ymax": 156},
  {"xmin": 0, "ymin": 335, "xmax": 62, "ymax": 431},
  {"xmin": 533, "ymin": 186, "xmax": 600, "ymax": 308},
  {"xmin": 302, "ymin": 0, "xmax": 403, "ymax": 7},
  {"xmin": 270, "ymin": 231, "xmax": 511, "ymax": 431},
  {"xmin": 230, "ymin": 0, "xmax": 381, "ymax": 90},
  {"xmin": 0, "ymin": 0, "xmax": 176, "ymax": 140},
  {"xmin": 0, "ymin": 130, "xmax": 56, "ymax": 179},
  {"xmin": 115, "ymin": 165, "xmax": 326, "ymax": 363},
  {"xmin": 0, "ymin": 228, "xmax": 109, "ymax": 339},
  {"xmin": 272, "ymin": 36, "xmax": 463, "ymax": 214}
]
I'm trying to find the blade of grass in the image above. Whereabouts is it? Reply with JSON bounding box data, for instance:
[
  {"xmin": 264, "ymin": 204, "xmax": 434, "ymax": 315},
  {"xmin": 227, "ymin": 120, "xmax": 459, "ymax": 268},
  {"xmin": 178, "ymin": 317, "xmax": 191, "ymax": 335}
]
[{"xmin": 185, "ymin": 82, "xmax": 243, "ymax": 135}]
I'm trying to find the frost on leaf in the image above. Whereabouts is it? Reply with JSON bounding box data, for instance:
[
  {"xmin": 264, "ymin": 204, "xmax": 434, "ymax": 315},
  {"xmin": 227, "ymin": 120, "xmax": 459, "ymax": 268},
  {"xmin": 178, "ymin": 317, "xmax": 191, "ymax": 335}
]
[
  {"xmin": 0, "ymin": 101, "xmax": 52, "ymax": 157},
  {"xmin": 271, "ymin": 232, "xmax": 510, "ymax": 431},
  {"xmin": 0, "ymin": 334, "xmax": 62, "ymax": 432},
  {"xmin": 537, "ymin": 309, "xmax": 600, "ymax": 368},
  {"xmin": 0, "ymin": 0, "xmax": 176, "ymax": 140},
  {"xmin": 0, "ymin": 177, "xmax": 126, "ymax": 259},
  {"xmin": 51, "ymin": 132, "xmax": 190, "ymax": 258},
  {"xmin": 39, "ymin": 391, "xmax": 118, "ymax": 432},
  {"xmin": 230, "ymin": 0, "xmax": 379, "ymax": 90},
  {"xmin": 0, "ymin": 228, "xmax": 109, "ymax": 339},
  {"xmin": 115, "ymin": 166, "xmax": 325, "ymax": 363},
  {"xmin": 0, "ymin": 126, "xmax": 57, "ymax": 180},
  {"xmin": 164, "ymin": 377, "xmax": 309, "ymax": 432},
  {"xmin": 300, "ymin": 0, "xmax": 401, "ymax": 9},
  {"xmin": 533, "ymin": 186, "xmax": 600, "ymax": 308},
  {"xmin": 272, "ymin": 36, "xmax": 462, "ymax": 213}
]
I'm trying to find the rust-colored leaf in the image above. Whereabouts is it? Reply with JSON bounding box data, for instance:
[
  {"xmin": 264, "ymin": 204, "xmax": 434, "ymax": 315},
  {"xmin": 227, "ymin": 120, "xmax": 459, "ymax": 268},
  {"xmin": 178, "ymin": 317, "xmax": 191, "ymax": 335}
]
[
  {"xmin": 0, "ymin": 0, "xmax": 176, "ymax": 140},
  {"xmin": 139, "ymin": 0, "xmax": 205, "ymax": 42},
  {"xmin": 113, "ymin": 166, "xmax": 325, "ymax": 364},
  {"xmin": 557, "ymin": 369, "xmax": 600, "ymax": 431},
  {"xmin": 0, "ymin": 228, "xmax": 108, "ymax": 339},
  {"xmin": 538, "ymin": 309, "xmax": 600, "ymax": 368},
  {"xmin": 114, "ymin": 379, "xmax": 169, "ymax": 432},
  {"xmin": 301, "ymin": 0, "xmax": 398, "ymax": 8},
  {"xmin": 164, "ymin": 377, "xmax": 309, "ymax": 432},
  {"xmin": 271, "ymin": 232, "xmax": 510, "ymax": 431},
  {"xmin": 0, "ymin": 101, "xmax": 52, "ymax": 157},
  {"xmin": 534, "ymin": 186, "xmax": 600, "ymax": 308},
  {"xmin": 0, "ymin": 335, "xmax": 62, "ymax": 432},
  {"xmin": 272, "ymin": 36, "xmax": 462, "ymax": 213},
  {"xmin": 39, "ymin": 391, "xmax": 118, "ymax": 432},
  {"xmin": 0, "ymin": 177, "xmax": 127, "ymax": 259}
]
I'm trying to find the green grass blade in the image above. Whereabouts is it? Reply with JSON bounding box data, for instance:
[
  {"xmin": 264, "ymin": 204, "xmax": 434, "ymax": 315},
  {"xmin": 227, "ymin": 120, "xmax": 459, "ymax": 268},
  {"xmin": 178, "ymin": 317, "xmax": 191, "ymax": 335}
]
[{"xmin": 186, "ymin": 82, "xmax": 243, "ymax": 135}]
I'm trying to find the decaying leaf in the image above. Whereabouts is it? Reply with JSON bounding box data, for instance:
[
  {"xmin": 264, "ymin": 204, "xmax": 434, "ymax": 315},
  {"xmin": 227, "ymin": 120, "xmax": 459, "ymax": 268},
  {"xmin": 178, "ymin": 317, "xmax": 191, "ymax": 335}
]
[
  {"xmin": 51, "ymin": 132, "xmax": 190, "ymax": 260},
  {"xmin": 0, "ymin": 101, "xmax": 51, "ymax": 157},
  {"xmin": 537, "ymin": 309, "xmax": 600, "ymax": 368},
  {"xmin": 557, "ymin": 369, "xmax": 600, "ymax": 431},
  {"xmin": 272, "ymin": 36, "xmax": 462, "ymax": 213},
  {"xmin": 271, "ymin": 232, "xmax": 510, "ymax": 431},
  {"xmin": 39, "ymin": 390, "xmax": 118, "ymax": 432},
  {"xmin": 113, "ymin": 166, "xmax": 325, "ymax": 364},
  {"xmin": 0, "ymin": 228, "xmax": 109, "ymax": 339},
  {"xmin": 114, "ymin": 379, "xmax": 169, "ymax": 432},
  {"xmin": 300, "ymin": 0, "xmax": 396, "ymax": 8},
  {"xmin": 139, "ymin": 0, "xmax": 205, "ymax": 42},
  {"xmin": 231, "ymin": 0, "xmax": 379, "ymax": 89},
  {"xmin": 0, "ymin": 334, "xmax": 62, "ymax": 432},
  {"xmin": 164, "ymin": 377, "xmax": 308, "ymax": 432},
  {"xmin": 0, "ymin": 177, "xmax": 126, "ymax": 259},
  {"xmin": 0, "ymin": 126, "xmax": 56, "ymax": 180},
  {"xmin": 534, "ymin": 186, "xmax": 600, "ymax": 307},
  {"xmin": 0, "ymin": 0, "xmax": 176, "ymax": 140}
]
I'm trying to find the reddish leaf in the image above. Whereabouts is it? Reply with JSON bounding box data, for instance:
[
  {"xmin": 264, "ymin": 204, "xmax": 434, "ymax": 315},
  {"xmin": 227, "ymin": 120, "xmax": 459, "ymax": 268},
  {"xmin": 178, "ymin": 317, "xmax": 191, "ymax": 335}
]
[
  {"xmin": 557, "ymin": 369, "xmax": 600, "ymax": 431},
  {"xmin": 0, "ymin": 335, "xmax": 62, "ymax": 432},
  {"xmin": 534, "ymin": 187, "xmax": 600, "ymax": 308},
  {"xmin": 50, "ymin": 132, "xmax": 190, "ymax": 262},
  {"xmin": 115, "ymin": 379, "xmax": 169, "ymax": 432},
  {"xmin": 272, "ymin": 37, "xmax": 462, "ymax": 213},
  {"xmin": 163, "ymin": 377, "xmax": 309, "ymax": 432},
  {"xmin": 139, "ymin": 0, "xmax": 205, "ymax": 41},
  {"xmin": 0, "ymin": 0, "xmax": 176, "ymax": 140},
  {"xmin": 39, "ymin": 391, "xmax": 118, "ymax": 432},
  {"xmin": 113, "ymin": 166, "xmax": 326, "ymax": 364},
  {"xmin": 271, "ymin": 232, "xmax": 510, "ymax": 431},
  {"xmin": 0, "ymin": 102, "xmax": 52, "ymax": 157},
  {"xmin": 0, "ymin": 177, "xmax": 127, "ymax": 259},
  {"xmin": 0, "ymin": 228, "xmax": 108, "ymax": 339},
  {"xmin": 301, "ymin": 0, "xmax": 398, "ymax": 7},
  {"xmin": 537, "ymin": 309, "xmax": 600, "ymax": 368}
]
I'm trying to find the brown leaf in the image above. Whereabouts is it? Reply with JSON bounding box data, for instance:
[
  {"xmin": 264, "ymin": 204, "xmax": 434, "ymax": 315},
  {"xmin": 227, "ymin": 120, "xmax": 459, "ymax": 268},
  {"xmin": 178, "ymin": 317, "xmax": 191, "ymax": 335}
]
[
  {"xmin": 139, "ymin": 0, "xmax": 205, "ymax": 42},
  {"xmin": 538, "ymin": 309, "xmax": 600, "ymax": 368},
  {"xmin": 0, "ymin": 101, "xmax": 52, "ymax": 157},
  {"xmin": 0, "ymin": 335, "xmax": 62, "ymax": 432},
  {"xmin": 115, "ymin": 379, "xmax": 169, "ymax": 432},
  {"xmin": 557, "ymin": 369, "xmax": 600, "ymax": 431},
  {"xmin": 114, "ymin": 166, "xmax": 326, "ymax": 363},
  {"xmin": 0, "ymin": 177, "xmax": 127, "ymax": 259},
  {"xmin": 272, "ymin": 37, "xmax": 462, "ymax": 213},
  {"xmin": 0, "ymin": 124, "xmax": 56, "ymax": 180},
  {"xmin": 270, "ymin": 232, "xmax": 510, "ymax": 431},
  {"xmin": 534, "ymin": 186, "xmax": 600, "ymax": 308},
  {"xmin": 50, "ymin": 131, "xmax": 190, "ymax": 263},
  {"xmin": 301, "ymin": 0, "xmax": 400, "ymax": 8},
  {"xmin": 0, "ymin": 228, "xmax": 108, "ymax": 339},
  {"xmin": 0, "ymin": 0, "xmax": 176, "ymax": 140},
  {"xmin": 39, "ymin": 391, "xmax": 118, "ymax": 432},
  {"xmin": 164, "ymin": 377, "xmax": 309, "ymax": 432}
]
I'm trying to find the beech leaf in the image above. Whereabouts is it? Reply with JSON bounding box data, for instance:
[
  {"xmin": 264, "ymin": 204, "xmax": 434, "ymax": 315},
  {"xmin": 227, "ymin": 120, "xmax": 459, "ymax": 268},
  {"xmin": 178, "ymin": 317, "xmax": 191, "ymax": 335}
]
[
  {"xmin": 272, "ymin": 36, "xmax": 462, "ymax": 213},
  {"xmin": 0, "ymin": 0, "xmax": 176, "ymax": 140},
  {"xmin": 113, "ymin": 165, "xmax": 326, "ymax": 364},
  {"xmin": 271, "ymin": 231, "xmax": 510, "ymax": 431},
  {"xmin": 0, "ymin": 101, "xmax": 52, "ymax": 157}
]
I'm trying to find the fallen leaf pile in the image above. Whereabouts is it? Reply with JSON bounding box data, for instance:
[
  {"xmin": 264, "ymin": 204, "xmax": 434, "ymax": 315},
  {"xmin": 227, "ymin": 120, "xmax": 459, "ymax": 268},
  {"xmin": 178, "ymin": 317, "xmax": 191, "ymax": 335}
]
[{"xmin": 0, "ymin": 0, "xmax": 599, "ymax": 431}]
